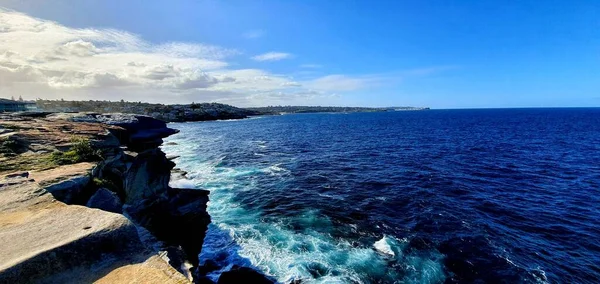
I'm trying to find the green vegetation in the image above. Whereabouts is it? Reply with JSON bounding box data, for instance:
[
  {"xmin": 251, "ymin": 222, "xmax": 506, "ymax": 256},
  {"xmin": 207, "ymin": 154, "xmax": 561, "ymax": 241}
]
[
  {"xmin": 0, "ymin": 153, "xmax": 57, "ymax": 173},
  {"xmin": 34, "ymin": 99, "xmax": 429, "ymax": 122},
  {"xmin": 49, "ymin": 137, "xmax": 102, "ymax": 165},
  {"xmin": 92, "ymin": 177, "xmax": 119, "ymax": 192},
  {"xmin": 35, "ymin": 99, "xmax": 260, "ymax": 122},
  {"xmin": 0, "ymin": 139, "xmax": 19, "ymax": 155}
]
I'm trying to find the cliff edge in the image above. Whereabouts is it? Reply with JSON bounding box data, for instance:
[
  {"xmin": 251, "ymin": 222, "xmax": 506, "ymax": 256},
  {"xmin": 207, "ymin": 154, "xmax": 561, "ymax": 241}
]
[{"xmin": 0, "ymin": 112, "xmax": 210, "ymax": 283}]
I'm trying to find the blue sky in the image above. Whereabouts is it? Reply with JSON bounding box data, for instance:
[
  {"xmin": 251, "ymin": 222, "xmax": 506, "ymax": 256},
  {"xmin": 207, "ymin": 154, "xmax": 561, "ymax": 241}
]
[{"xmin": 0, "ymin": 0, "xmax": 598, "ymax": 108}]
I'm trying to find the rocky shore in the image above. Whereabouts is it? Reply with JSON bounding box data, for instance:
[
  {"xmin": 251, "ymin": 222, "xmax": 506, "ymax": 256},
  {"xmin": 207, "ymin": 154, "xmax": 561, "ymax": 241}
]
[
  {"xmin": 35, "ymin": 100, "xmax": 264, "ymax": 123},
  {"xmin": 0, "ymin": 112, "xmax": 271, "ymax": 283}
]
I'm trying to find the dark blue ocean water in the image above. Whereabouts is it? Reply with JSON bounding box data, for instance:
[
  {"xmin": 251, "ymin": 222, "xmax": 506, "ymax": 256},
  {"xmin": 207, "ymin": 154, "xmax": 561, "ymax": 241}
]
[{"xmin": 163, "ymin": 108, "xmax": 600, "ymax": 283}]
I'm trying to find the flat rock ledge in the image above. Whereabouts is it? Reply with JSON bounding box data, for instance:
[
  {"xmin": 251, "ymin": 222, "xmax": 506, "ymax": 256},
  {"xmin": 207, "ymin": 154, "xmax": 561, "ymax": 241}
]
[
  {"xmin": 0, "ymin": 166, "xmax": 188, "ymax": 283},
  {"xmin": 0, "ymin": 113, "xmax": 201, "ymax": 283}
]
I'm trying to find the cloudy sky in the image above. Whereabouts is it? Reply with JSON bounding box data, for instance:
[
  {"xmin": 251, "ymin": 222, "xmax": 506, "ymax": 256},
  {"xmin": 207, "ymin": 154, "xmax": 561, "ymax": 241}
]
[{"xmin": 0, "ymin": 0, "xmax": 599, "ymax": 108}]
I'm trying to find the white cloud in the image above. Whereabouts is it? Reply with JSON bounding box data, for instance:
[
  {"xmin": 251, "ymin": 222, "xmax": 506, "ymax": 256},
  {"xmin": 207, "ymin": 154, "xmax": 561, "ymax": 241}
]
[
  {"xmin": 0, "ymin": 9, "xmax": 234, "ymax": 92},
  {"xmin": 153, "ymin": 42, "xmax": 239, "ymax": 59},
  {"xmin": 242, "ymin": 30, "xmax": 265, "ymax": 39},
  {"xmin": 281, "ymin": 81, "xmax": 301, "ymax": 87},
  {"xmin": 251, "ymin": 52, "xmax": 292, "ymax": 62},
  {"xmin": 0, "ymin": 8, "xmax": 454, "ymax": 106},
  {"xmin": 304, "ymin": 66, "xmax": 458, "ymax": 92},
  {"xmin": 0, "ymin": 9, "xmax": 309, "ymax": 105}
]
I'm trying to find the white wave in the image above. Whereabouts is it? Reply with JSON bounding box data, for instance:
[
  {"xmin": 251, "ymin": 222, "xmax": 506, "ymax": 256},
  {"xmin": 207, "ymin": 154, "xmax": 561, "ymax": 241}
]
[
  {"xmin": 169, "ymin": 177, "xmax": 197, "ymax": 188},
  {"xmin": 162, "ymin": 132, "xmax": 447, "ymax": 284},
  {"xmin": 374, "ymin": 236, "xmax": 396, "ymax": 257},
  {"xmin": 262, "ymin": 164, "xmax": 290, "ymax": 176}
]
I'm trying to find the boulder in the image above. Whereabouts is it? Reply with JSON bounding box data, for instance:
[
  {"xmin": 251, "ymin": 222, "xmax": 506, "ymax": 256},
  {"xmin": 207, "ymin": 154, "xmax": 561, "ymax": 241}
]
[{"xmin": 86, "ymin": 187, "xmax": 123, "ymax": 213}]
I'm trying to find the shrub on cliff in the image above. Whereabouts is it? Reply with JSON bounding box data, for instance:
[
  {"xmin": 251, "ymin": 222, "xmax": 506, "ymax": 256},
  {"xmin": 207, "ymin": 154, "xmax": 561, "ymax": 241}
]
[
  {"xmin": 0, "ymin": 139, "xmax": 19, "ymax": 155},
  {"xmin": 50, "ymin": 137, "xmax": 102, "ymax": 165},
  {"xmin": 92, "ymin": 177, "xmax": 120, "ymax": 192}
]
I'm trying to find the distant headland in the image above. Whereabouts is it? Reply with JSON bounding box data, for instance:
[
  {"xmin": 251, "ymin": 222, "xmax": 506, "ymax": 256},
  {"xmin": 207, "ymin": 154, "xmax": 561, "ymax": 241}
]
[{"xmin": 33, "ymin": 99, "xmax": 429, "ymax": 122}]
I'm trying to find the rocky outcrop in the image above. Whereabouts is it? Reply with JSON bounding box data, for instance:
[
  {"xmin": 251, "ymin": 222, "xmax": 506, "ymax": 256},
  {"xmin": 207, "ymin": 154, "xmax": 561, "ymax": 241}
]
[
  {"xmin": 0, "ymin": 165, "xmax": 187, "ymax": 283},
  {"xmin": 46, "ymin": 112, "xmax": 179, "ymax": 151},
  {"xmin": 124, "ymin": 188, "xmax": 211, "ymax": 268},
  {"xmin": 124, "ymin": 148, "xmax": 175, "ymax": 202},
  {"xmin": 87, "ymin": 187, "xmax": 123, "ymax": 213},
  {"xmin": 36, "ymin": 100, "xmax": 263, "ymax": 123},
  {"xmin": 0, "ymin": 113, "xmax": 210, "ymax": 283}
]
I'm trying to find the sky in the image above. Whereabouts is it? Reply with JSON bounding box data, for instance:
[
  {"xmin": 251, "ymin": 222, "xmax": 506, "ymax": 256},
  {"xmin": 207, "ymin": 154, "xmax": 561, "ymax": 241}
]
[{"xmin": 0, "ymin": 0, "xmax": 598, "ymax": 108}]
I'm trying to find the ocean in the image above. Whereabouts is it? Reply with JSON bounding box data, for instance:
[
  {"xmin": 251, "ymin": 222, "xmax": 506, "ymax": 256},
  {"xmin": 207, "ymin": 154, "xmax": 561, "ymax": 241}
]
[{"xmin": 162, "ymin": 108, "xmax": 600, "ymax": 283}]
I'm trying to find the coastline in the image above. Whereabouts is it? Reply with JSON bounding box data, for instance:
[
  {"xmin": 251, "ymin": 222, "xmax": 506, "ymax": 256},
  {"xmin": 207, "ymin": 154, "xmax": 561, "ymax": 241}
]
[{"xmin": 0, "ymin": 112, "xmax": 271, "ymax": 283}]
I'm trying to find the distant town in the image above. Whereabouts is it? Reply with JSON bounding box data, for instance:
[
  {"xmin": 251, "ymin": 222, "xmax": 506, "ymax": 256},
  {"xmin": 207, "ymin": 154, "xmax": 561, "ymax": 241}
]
[{"xmin": 1, "ymin": 97, "xmax": 428, "ymax": 122}]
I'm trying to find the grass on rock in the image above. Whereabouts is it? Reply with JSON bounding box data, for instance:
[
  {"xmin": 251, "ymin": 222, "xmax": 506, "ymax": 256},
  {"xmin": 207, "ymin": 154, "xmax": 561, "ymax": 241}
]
[{"xmin": 49, "ymin": 137, "xmax": 102, "ymax": 165}]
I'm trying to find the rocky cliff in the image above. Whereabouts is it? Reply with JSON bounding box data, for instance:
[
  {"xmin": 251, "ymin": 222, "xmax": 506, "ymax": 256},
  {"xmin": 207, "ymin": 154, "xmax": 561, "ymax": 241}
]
[
  {"xmin": 35, "ymin": 100, "xmax": 264, "ymax": 123},
  {"xmin": 0, "ymin": 112, "xmax": 211, "ymax": 283}
]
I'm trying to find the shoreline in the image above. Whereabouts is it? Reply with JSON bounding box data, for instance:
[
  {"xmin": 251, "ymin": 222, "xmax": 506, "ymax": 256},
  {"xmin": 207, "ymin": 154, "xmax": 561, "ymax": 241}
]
[{"xmin": 0, "ymin": 112, "xmax": 272, "ymax": 283}]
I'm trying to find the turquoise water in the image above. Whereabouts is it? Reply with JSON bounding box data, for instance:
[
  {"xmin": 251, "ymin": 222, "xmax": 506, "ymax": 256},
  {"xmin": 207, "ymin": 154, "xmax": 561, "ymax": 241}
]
[{"xmin": 163, "ymin": 109, "xmax": 600, "ymax": 283}]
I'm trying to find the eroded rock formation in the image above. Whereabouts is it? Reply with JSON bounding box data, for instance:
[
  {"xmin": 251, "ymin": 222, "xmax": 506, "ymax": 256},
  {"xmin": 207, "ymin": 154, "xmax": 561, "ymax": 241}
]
[{"xmin": 0, "ymin": 113, "xmax": 210, "ymax": 283}]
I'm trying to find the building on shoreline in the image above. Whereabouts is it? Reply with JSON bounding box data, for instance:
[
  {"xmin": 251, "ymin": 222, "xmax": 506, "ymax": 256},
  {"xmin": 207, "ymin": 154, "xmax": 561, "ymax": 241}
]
[{"xmin": 0, "ymin": 98, "xmax": 36, "ymax": 112}]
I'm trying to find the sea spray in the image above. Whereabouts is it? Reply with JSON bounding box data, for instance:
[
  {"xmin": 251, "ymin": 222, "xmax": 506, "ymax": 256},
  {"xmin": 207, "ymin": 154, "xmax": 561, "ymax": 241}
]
[
  {"xmin": 159, "ymin": 109, "xmax": 598, "ymax": 282},
  {"xmin": 163, "ymin": 124, "xmax": 447, "ymax": 283}
]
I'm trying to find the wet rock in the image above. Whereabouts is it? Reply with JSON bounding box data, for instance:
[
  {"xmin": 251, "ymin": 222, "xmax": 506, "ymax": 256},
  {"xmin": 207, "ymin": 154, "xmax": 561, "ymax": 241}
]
[
  {"xmin": 86, "ymin": 187, "xmax": 122, "ymax": 213},
  {"xmin": 196, "ymin": 259, "xmax": 221, "ymax": 276}
]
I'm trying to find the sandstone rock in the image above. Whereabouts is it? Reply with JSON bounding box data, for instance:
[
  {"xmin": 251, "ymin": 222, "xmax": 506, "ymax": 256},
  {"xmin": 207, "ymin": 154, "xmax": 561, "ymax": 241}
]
[
  {"xmin": 124, "ymin": 188, "xmax": 210, "ymax": 268},
  {"xmin": 46, "ymin": 112, "xmax": 179, "ymax": 151},
  {"xmin": 86, "ymin": 187, "xmax": 123, "ymax": 214},
  {"xmin": 94, "ymin": 255, "xmax": 190, "ymax": 284},
  {"xmin": 44, "ymin": 175, "xmax": 91, "ymax": 204},
  {"xmin": 124, "ymin": 148, "xmax": 175, "ymax": 203},
  {"xmin": 0, "ymin": 203, "xmax": 141, "ymax": 283},
  {"xmin": 36, "ymin": 162, "xmax": 96, "ymax": 205},
  {"xmin": 0, "ymin": 113, "xmax": 208, "ymax": 283},
  {"xmin": 98, "ymin": 113, "xmax": 179, "ymax": 144},
  {"xmin": 0, "ymin": 170, "xmax": 187, "ymax": 284}
]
